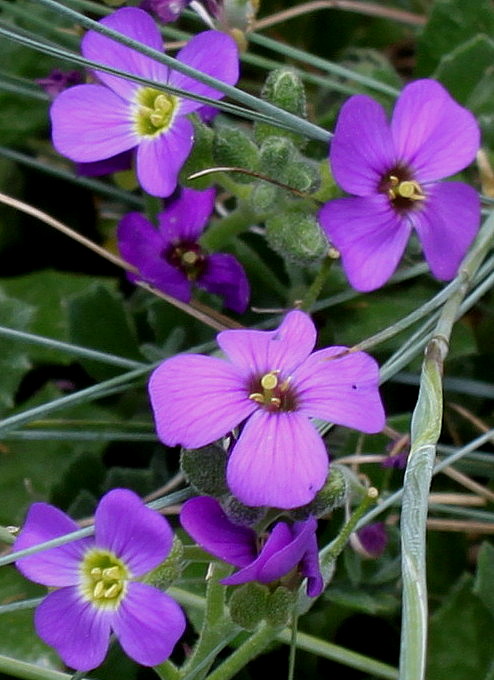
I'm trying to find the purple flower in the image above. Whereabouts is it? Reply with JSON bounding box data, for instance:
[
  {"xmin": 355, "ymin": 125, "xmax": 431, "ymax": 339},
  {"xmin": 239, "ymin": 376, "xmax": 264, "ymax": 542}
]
[
  {"xmin": 318, "ymin": 79, "xmax": 481, "ymax": 292},
  {"xmin": 117, "ymin": 186, "xmax": 249, "ymax": 312},
  {"xmin": 14, "ymin": 489, "xmax": 186, "ymax": 671},
  {"xmin": 50, "ymin": 7, "xmax": 239, "ymax": 197},
  {"xmin": 149, "ymin": 310, "xmax": 385, "ymax": 509},
  {"xmin": 76, "ymin": 149, "xmax": 134, "ymax": 177},
  {"xmin": 36, "ymin": 69, "xmax": 83, "ymax": 97},
  {"xmin": 140, "ymin": 0, "xmax": 192, "ymax": 23},
  {"xmin": 356, "ymin": 522, "xmax": 388, "ymax": 558},
  {"xmin": 180, "ymin": 496, "xmax": 323, "ymax": 596}
]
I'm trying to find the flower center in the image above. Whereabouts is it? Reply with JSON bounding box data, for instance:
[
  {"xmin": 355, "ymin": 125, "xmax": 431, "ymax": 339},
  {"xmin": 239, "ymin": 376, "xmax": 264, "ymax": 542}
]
[
  {"xmin": 135, "ymin": 87, "xmax": 178, "ymax": 138},
  {"xmin": 164, "ymin": 241, "xmax": 207, "ymax": 281},
  {"xmin": 248, "ymin": 371, "xmax": 297, "ymax": 412},
  {"xmin": 379, "ymin": 166, "xmax": 425, "ymax": 213},
  {"xmin": 80, "ymin": 549, "xmax": 129, "ymax": 609}
]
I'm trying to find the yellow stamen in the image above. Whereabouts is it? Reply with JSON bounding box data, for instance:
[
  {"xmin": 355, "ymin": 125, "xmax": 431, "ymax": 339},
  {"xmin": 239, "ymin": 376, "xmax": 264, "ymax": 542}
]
[
  {"xmin": 387, "ymin": 175, "xmax": 425, "ymax": 201},
  {"xmin": 182, "ymin": 251, "xmax": 198, "ymax": 265},
  {"xmin": 260, "ymin": 372, "xmax": 279, "ymax": 390}
]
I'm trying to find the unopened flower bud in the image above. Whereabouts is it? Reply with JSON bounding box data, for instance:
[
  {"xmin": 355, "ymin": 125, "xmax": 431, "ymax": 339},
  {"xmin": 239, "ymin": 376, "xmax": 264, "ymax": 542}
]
[
  {"xmin": 143, "ymin": 535, "xmax": 184, "ymax": 588},
  {"xmin": 180, "ymin": 117, "xmax": 215, "ymax": 189},
  {"xmin": 255, "ymin": 69, "xmax": 307, "ymax": 148},
  {"xmin": 265, "ymin": 586, "xmax": 296, "ymax": 627},
  {"xmin": 180, "ymin": 444, "xmax": 229, "ymax": 496},
  {"xmin": 213, "ymin": 124, "xmax": 260, "ymax": 183},
  {"xmin": 291, "ymin": 464, "xmax": 349, "ymax": 520},
  {"xmin": 265, "ymin": 207, "xmax": 329, "ymax": 264},
  {"xmin": 221, "ymin": 495, "xmax": 267, "ymax": 527},
  {"xmin": 229, "ymin": 582, "xmax": 269, "ymax": 630}
]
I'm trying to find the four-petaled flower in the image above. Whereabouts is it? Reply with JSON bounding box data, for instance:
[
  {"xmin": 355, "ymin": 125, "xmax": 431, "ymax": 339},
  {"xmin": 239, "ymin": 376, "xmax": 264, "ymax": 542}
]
[
  {"xmin": 180, "ymin": 496, "xmax": 323, "ymax": 596},
  {"xmin": 50, "ymin": 7, "xmax": 239, "ymax": 197},
  {"xmin": 117, "ymin": 186, "xmax": 250, "ymax": 312},
  {"xmin": 318, "ymin": 79, "xmax": 481, "ymax": 292},
  {"xmin": 14, "ymin": 489, "xmax": 186, "ymax": 671},
  {"xmin": 149, "ymin": 310, "xmax": 385, "ymax": 509}
]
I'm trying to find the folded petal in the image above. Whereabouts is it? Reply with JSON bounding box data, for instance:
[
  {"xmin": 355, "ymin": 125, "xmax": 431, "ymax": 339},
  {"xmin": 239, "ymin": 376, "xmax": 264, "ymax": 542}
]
[
  {"xmin": 293, "ymin": 347, "xmax": 385, "ymax": 434},
  {"xmin": 169, "ymin": 31, "xmax": 239, "ymax": 115},
  {"xmin": 217, "ymin": 310, "xmax": 316, "ymax": 376},
  {"xmin": 227, "ymin": 410, "xmax": 328, "ymax": 509},
  {"xmin": 319, "ymin": 195, "xmax": 411, "ymax": 291},
  {"xmin": 297, "ymin": 523, "xmax": 324, "ymax": 597},
  {"xmin": 180, "ymin": 496, "xmax": 257, "ymax": 567},
  {"xmin": 391, "ymin": 79, "xmax": 480, "ymax": 181},
  {"xmin": 35, "ymin": 588, "xmax": 112, "ymax": 671},
  {"xmin": 95, "ymin": 489, "xmax": 173, "ymax": 575},
  {"xmin": 412, "ymin": 182, "xmax": 481, "ymax": 280},
  {"xmin": 222, "ymin": 522, "xmax": 293, "ymax": 585},
  {"xmin": 82, "ymin": 7, "xmax": 169, "ymax": 101},
  {"xmin": 329, "ymin": 94, "xmax": 395, "ymax": 196},
  {"xmin": 136, "ymin": 116, "xmax": 194, "ymax": 196},
  {"xmin": 51, "ymin": 85, "xmax": 138, "ymax": 162},
  {"xmin": 112, "ymin": 582, "xmax": 186, "ymax": 666},
  {"xmin": 158, "ymin": 187, "xmax": 215, "ymax": 242},
  {"xmin": 14, "ymin": 503, "xmax": 90, "ymax": 587},
  {"xmin": 149, "ymin": 354, "xmax": 257, "ymax": 448},
  {"xmin": 198, "ymin": 253, "xmax": 250, "ymax": 313},
  {"xmin": 259, "ymin": 519, "xmax": 318, "ymax": 584}
]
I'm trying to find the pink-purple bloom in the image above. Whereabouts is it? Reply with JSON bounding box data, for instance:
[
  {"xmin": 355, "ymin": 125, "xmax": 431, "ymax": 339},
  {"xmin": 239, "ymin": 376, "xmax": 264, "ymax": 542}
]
[
  {"xmin": 140, "ymin": 0, "xmax": 192, "ymax": 23},
  {"xmin": 149, "ymin": 310, "xmax": 385, "ymax": 509},
  {"xmin": 117, "ymin": 186, "xmax": 249, "ymax": 312},
  {"xmin": 36, "ymin": 69, "xmax": 83, "ymax": 97},
  {"xmin": 14, "ymin": 489, "xmax": 186, "ymax": 671},
  {"xmin": 50, "ymin": 7, "xmax": 239, "ymax": 196},
  {"xmin": 318, "ymin": 79, "xmax": 481, "ymax": 292},
  {"xmin": 356, "ymin": 522, "xmax": 388, "ymax": 558},
  {"xmin": 180, "ymin": 496, "xmax": 323, "ymax": 596}
]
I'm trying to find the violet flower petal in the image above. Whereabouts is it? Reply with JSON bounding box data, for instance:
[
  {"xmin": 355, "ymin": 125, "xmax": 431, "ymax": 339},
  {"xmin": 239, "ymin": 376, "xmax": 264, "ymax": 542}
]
[
  {"xmin": 222, "ymin": 522, "xmax": 293, "ymax": 585},
  {"xmin": 77, "ymin": 150, "xmax": 133, "ymax": 177},
  {"xmin": 94, "ymin": 489, "xmax": 173, "ymax": 575},
  {"xmin": 51, "ymin": 85, "xmax": 138, "ymax": 162},
  {"xmin": 259, "ymin": 518, "xmax": 318, "ymax": 584},
  {"xmin": 329, "ymin": 94, "xmax": 395, "ymax": 196},
  {"xmin": 227, "ymin": 409, "xmax": 328, "ymax": 509},
  {"xmin": 199, "ymin": 253, "xmax": 250, "ymax": 313},
  {"xmin": 35, "ymin": 588, "xmax": 112, "ymax": 671},
  {"xmin": 412, "ymin": 182, "xmax": 481, "ymax": 280},
  {"xmin": 297, "ymin": 522, "xmax": 323, "ymax": 597},
  {"xmin": 112, "ymin": 582, "xmax": 186, "ymax": 666},
  {"xmin": 294, "ymin": 346, "xmax": 385, "ymax": 433},
  {"xmin": 180, "ymin": 496, "xmax": 258, "ymax": 567},
  {"xmin": 149, "ymin": 354, "xmax": 257, "ymax": 448},
  {"xmin": 14, "ymin": 503, "xmax": 91, "ymax": 587},
  {"xmin": 318, "ymin": 195, "xmax": 411, "ymax": 292},
  {"xmin": 82, "ymin": 7, "xmax": 169, "ymax": 101},
  {"xmin": 217, "ymin": 310, "xmax": 317, "ymax": 377},
  {"xmin": 357, "ymin": 522, "xmax": 388, "ymax": 557},
  {"xmin": 158, "ymin": 187, "xmax": 215, "ymax": 242},
  {"xmin": 391, "ymin": 79, "xmax": 480, "ymax": 181},
  {"xmin": 135, "ymin": 115, "xmax": 194, "ymax": 197},
  {"xmin": 169, "ymin": 31, "xmax": 239, "ymax": 115}
]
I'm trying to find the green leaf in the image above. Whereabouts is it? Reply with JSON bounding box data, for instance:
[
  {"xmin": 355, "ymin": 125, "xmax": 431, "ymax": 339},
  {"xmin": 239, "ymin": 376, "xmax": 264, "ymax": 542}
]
[
  {"xmin": 0, "ymin": 292, "xmax": 33, "ymax": 414},
  {"xmin": 433, "ymin": 35, "xmax": 494, "ymax": 104},
  {"xmin": 427, "ymin": 574, "xmax": 494, "ymax": 679},
  {"xmin": 67, "ymin": 283, "xmax": 143, "ymax": 380},
  {"xmin": 415, "ymin": 0, "xmax": 494, "ymax": 76},
  {"xmin": 473, "ymin": 542, "xmax": 494, "ymax": 619},
  {"xmin": 324, "ymin": 586, "xmax": 399, "ymax": 616}
]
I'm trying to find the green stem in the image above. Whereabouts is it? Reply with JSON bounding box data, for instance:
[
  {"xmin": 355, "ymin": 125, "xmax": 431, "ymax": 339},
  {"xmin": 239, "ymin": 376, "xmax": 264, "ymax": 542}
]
[
  {"xmin": 201, "ymin": 204, "xmax": 259, "ymax": 250},
  {"xmin": 204, "ymin": 623, "xmax": 278, "ymax": 680},
  {"xmin": 0, "ymin": 654, "xmax": 85, "ymax": 680},
  {"xmin": 299, "ymin": 255, "xmax": 334, "ymax": 311},
  {"xmin": 154, "ymin": 660, "xmax": 181, "ymax": 680}
]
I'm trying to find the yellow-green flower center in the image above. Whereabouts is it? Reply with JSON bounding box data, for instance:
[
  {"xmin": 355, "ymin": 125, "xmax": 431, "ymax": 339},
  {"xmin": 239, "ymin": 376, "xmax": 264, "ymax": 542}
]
[
  {"xmin": 80, "ymin": 549, "xmax": 129, "ymax": 609},
  {"xmin": 387, "ymin": 176, "xmax": 425, "ymax": 202},
  {"xmin": 134, "ymin": 87, "xmax": 178, "ymax": 138},
  {"xmin": 248, "ymin": 371, "xmax": 297, "ymax": 412},
  {"xmin": 378, "ymin": 165, "xmax": 426, "ymax": 214}
]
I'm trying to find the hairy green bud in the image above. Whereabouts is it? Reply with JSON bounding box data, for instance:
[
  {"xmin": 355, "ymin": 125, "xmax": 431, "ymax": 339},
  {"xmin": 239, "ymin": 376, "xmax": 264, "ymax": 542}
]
[
  {"xmin": 259, "ymin": 136, "xmax": 296, "ymax": 179},
  {"xmin": 229, "ymin": 582, "xmax": 269, "ymax": 630},
  {"xmin": 143, "ymin": 535, "xmax": 184, "ymax": 589},
  {"xmin": 213, "ymin": 124, "xmax": 260, "ymax": 183},
  {"xmin": 180, "ymin": 444, "xmax": 228, "ymax": 497},
  {"xmin": 180, "ymin": 116, "xmax": 215, "ymax": 189},
  {"xmin": 255, "ymin": 69, "xmax": 308, "ymax": 148},
  {"xmin": 221, "ymin": 495, "xmax": 267, "ymax": 528},
  {"xmin": 265, "ymin": 586, "xmax": 296, "ymax": 628},
  {"xmin": 265, "ymin": 207, "xmax": 329, "ymax": 265},
  {"xmin": 290, "ymin": 464, "xmax": 350, "ymax": 520}
]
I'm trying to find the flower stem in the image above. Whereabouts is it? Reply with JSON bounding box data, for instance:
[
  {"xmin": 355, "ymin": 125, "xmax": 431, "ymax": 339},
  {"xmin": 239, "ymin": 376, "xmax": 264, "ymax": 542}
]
[
  {"xmin": 298, "ymin": 255, "xmax": 335, "ymax": 311},
  {"xmin": 154, "ymin": 660, "xmax": 181, "ymax": 680},
  {"xmin": 200, "ymin": 204, "xmax": 260, "ymax": 250}
]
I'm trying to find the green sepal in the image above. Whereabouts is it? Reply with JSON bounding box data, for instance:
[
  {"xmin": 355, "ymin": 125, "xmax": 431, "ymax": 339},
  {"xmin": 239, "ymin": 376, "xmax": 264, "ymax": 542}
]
[
  {"xmin": 180, "ymin": 116, "xmax": 215, "ymax": 190},
  {"xmin": 229, "ymin": 582, "xmax": 269, "ymax": 630},
  {"xmin": 221, "ymin": 495, "xmax": 267, "ymax": 528},
  {"xmin": 180, "ymin": 444, "xmax": 229, "ymax": 497},
  {"xmin": 259, "ymin": 136, "xmax": 297, "ymax": 179},
  {"xmin": 254, "ymin": 69, "xmax": 308, "ymax": 148},
  {"xmin": 265, "ymin": 586, "xmax": 296, "ymax": 628},
  {"xmin": 250, "ymin": 181, "xmax": 280, "ymax": 212},
  {"xmin": 265, "ymin": 206, "xmax": 329, "ymax": 265},
  {"xmin": 213, "ymin": 124, "xmax": 260, "ymax": 184},
  {"xmin": 290, "ymin": 464, "xmax": 350, "ymax": 520},
  {"xmin": 142, "ymin": 536, "xmax": 185, "ymax": 589}
]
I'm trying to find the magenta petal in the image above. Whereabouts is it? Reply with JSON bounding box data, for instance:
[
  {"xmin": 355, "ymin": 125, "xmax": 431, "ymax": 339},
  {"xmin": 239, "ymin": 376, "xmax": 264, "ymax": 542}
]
[
  {"xmin": 51, "ymin": 85, "xmax": 137, "ymax": 162},
  {"xmin": 14, "ymin": 503, "xmax": 90, "ymax": 587},
  {"xmin": 95, "ymin": 489, "xmax": 173, "ymax": 575},
  {"xmin": 180, "ymin": 496, "xmax": 257, "ymax": 567},
  {"xmin": 412, "ymin": 182, "xmax": 481, "ymax": 280},
  {"xmin": 259, "ymin": 519, "xmax": 317, "ymax": 583},
  {"xmin": 158, "ymin": 187, "xmax": 215, "ymax": 242},
  {"xmin": 169, "ymin": 31, "xmax": 239, "ymax": 115},
  {"xmin": 391, "ymin": 80, "xmax": 480, "ymax": 181},
  {"xmin": 82, "ymin": 7, "xmax": 169, "ymax": 100},
  {"xmin": 297, "ymin": 523, "xmax": 323, "ymax": 597},
  {"xmin": 217, "ymin": 310, "xmax": 316, "ymax": 376},
  {"xmin": 199, "ymin": 253, "xmax": 250, "ymax": 313},
  {"xmin": 319, "ymin": 195, "xmax": 411, "ymax": 292},
  {"xmin": 227, "ymin": 410, "xmax": 328, "ymax": 509},
  {"xmin": 136, "ymin": 116, "xmax": 194, "ymax": 197},
  {"xmin": 112, "ymin": 582, "xmax": 185, "ymax": 666},
  {"xmin": 294, "ymin": 347, "xmax": 385, "ymax": 433},
  {"xmin": 35, "ymin": 588, "xmax": 112, "ymax": 671},
  {"xmin": 222, "ymin": 522, "xmax": 293, "ymax": 586},
  {"xmin": 149, "ymin": 353, "xmax": 257, "ymax": 448},
  {"xmin": 329, "ymin": 94, "xmax": 395, "ymax": 196}
]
